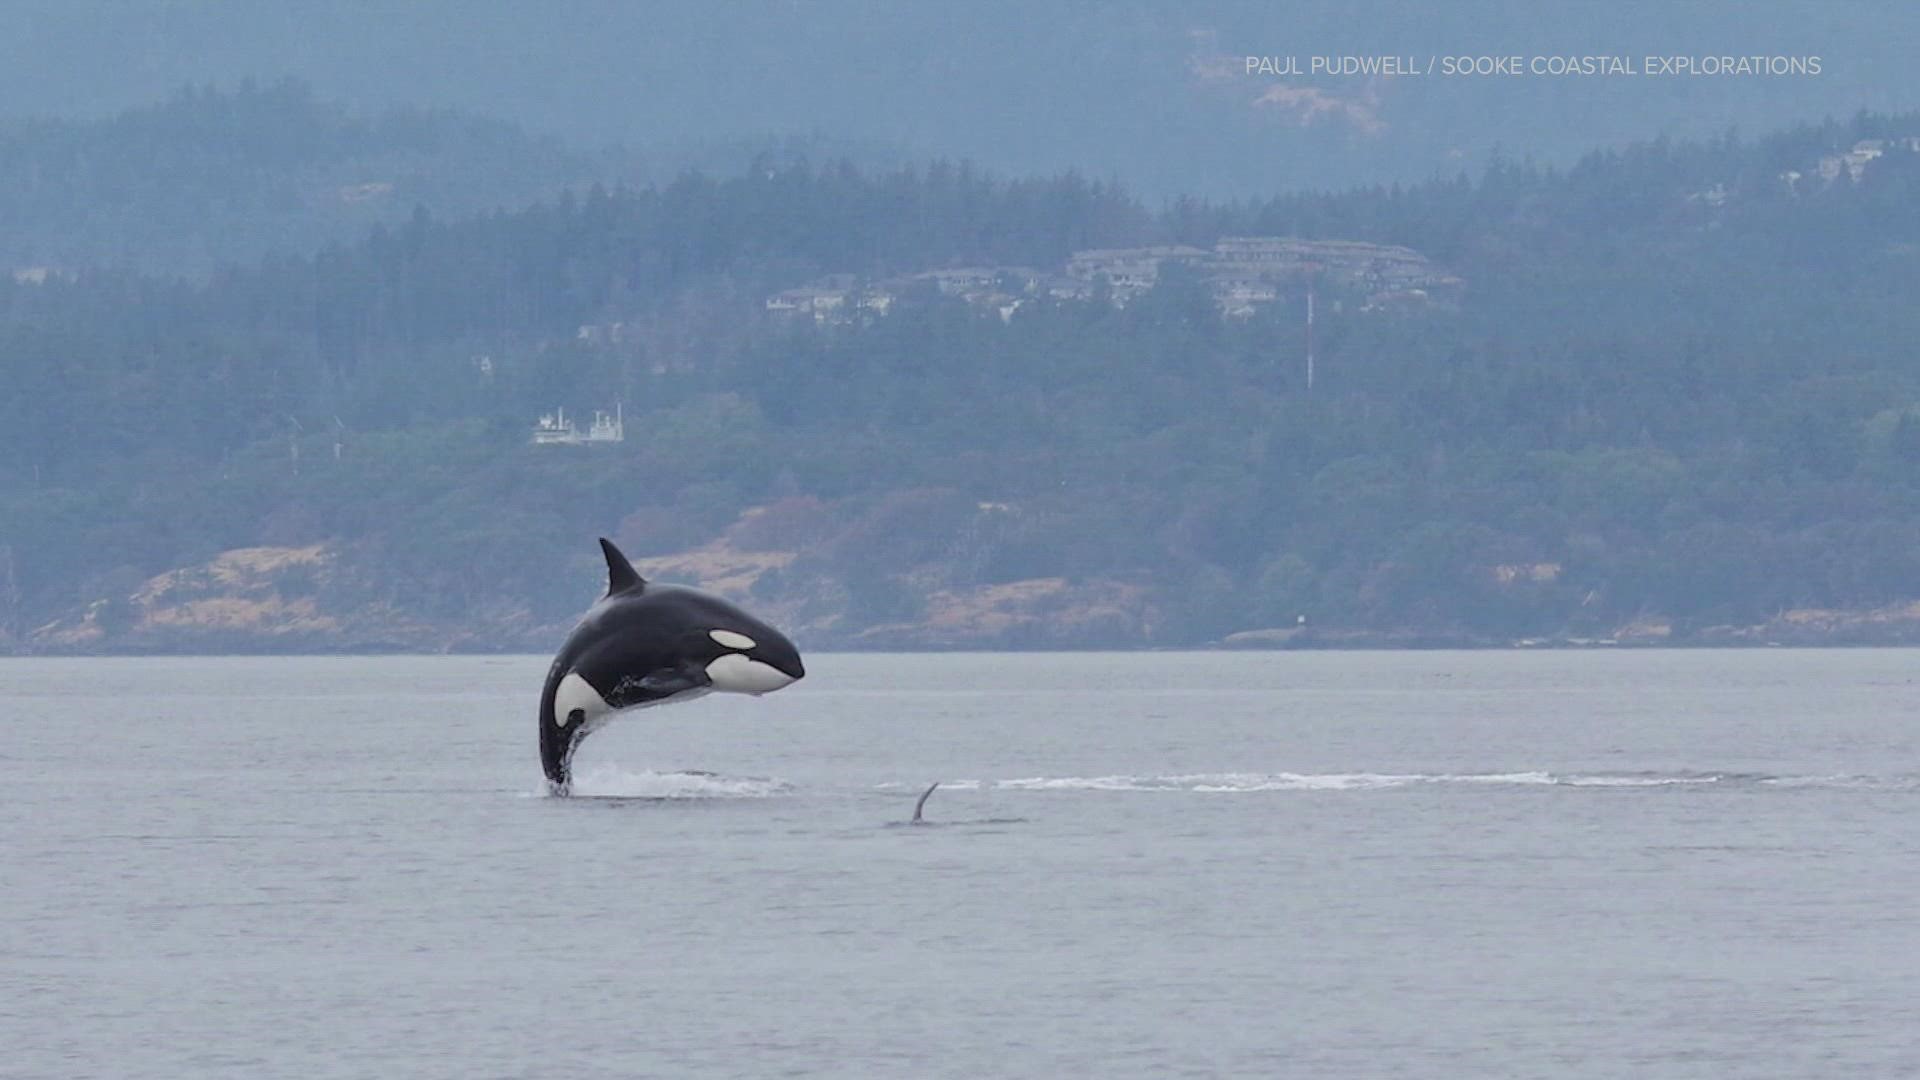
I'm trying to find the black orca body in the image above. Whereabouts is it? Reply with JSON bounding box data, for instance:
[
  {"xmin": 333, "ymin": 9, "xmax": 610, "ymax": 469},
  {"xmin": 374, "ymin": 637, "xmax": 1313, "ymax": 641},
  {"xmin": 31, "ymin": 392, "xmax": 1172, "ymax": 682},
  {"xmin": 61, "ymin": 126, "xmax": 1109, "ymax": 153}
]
[{"xmin": 539, "ymin": 538, "xmax": 805, "ymax": 795}]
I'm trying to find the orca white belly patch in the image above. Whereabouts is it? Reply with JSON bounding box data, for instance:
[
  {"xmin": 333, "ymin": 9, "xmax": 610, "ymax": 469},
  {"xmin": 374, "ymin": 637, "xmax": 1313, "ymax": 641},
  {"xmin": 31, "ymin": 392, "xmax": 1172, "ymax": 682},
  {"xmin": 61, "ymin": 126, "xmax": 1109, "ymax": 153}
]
[{"xmin": 553, "ymin": 671, "xmax": 611, "ymax": 726}]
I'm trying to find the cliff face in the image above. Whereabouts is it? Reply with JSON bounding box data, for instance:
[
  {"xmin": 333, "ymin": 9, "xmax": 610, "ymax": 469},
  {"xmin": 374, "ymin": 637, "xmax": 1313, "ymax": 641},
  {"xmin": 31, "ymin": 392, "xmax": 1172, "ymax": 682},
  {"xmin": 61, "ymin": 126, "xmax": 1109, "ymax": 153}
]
[
  {"xmin": 29, "ymin": 544, "xmax": 447, "ymax": 653},
  {"xmin": 638, "ymin": 542, "xmax": 1157, "ymax": 650}
]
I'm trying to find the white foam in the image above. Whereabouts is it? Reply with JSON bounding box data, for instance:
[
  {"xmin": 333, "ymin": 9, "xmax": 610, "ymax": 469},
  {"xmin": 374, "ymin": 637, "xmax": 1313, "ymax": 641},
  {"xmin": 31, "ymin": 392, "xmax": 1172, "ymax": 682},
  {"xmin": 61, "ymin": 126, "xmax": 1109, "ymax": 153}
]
[
  {"xmin": 1189, "ymin": 773, "xmax": 1420, "ymax": 791},
  {"xmin": 992, "ymin": 772, "xmax": 1422, "ymax": 792},
  {"xmin": 563, "ymin": 765, "xmax": 792, "ymax": 799},
  {"xmin": 876, "ymin": 779, "xmax": 983, "ymax": 791},
  {"xmin": 1557, "ymin": 774, "xmax": 1722, "ymax": 787},
  {"xmin": 1000, "ymin": 775, "xmax": 1161, "ymax": 791},
  {"xmin": 903, "ymin": 771, "xmax": 1783, "ymax": 793},
  {"xmin": 1447, "ymin": 771, "xmax": 1556, "ymax": 785},
  {"xmin": 1758, "ymin": 773, "xmax": 1916, "ymax": 790}
]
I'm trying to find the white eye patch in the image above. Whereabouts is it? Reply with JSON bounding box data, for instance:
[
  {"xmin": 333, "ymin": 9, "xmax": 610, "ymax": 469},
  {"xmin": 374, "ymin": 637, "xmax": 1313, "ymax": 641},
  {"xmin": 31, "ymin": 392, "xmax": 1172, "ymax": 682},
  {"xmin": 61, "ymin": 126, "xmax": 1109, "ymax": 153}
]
[{"xmin": 709, "ymin": 629, "xmax": 757, "ymax": 650}]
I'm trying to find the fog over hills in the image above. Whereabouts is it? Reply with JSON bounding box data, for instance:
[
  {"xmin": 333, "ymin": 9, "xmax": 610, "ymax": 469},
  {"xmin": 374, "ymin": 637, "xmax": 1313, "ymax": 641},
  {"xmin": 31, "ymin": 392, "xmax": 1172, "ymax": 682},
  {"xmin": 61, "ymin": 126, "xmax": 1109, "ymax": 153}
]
[
  {"xmin": 0, "ymin": 80, "xmax": 905, "ymax": 275},
  {"xmin": 3, "ymin": 85, "xmax": 1919, "ymax": 651},
  {"xmin": 3, "ymin": 6, "xmax": 1920, "ymax": 654},
  {"xmin": 3, "ymin": 1, "xmax": 1916, "ymax": 197}
]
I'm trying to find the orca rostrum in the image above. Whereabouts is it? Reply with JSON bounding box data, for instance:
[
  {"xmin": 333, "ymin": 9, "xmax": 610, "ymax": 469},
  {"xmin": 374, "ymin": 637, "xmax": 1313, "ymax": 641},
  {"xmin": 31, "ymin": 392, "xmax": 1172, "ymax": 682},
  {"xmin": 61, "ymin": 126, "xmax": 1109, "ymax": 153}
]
[{"xmin": 538, "ymin": 537, "xmax": 805, "ymax": 794}]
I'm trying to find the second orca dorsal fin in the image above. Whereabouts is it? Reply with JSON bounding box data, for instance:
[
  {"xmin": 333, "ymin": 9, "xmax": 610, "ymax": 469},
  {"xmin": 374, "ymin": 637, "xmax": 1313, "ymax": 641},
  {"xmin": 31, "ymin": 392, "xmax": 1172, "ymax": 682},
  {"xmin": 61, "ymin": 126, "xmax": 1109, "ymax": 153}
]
[
  {"xmin": 912, "ymin": 781, "xmax": 939, "ymax": 824},
  {"xmin": 598, "ymin": 537, "xmax": 646, "ymax": 595}
]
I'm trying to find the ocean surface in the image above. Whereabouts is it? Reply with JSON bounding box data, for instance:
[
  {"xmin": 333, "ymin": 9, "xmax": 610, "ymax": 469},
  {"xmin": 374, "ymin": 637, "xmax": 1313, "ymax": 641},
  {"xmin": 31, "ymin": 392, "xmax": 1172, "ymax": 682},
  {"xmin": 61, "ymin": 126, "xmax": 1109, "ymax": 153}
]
[{"xmin": 4, "ymin": 650, "xmax": 1917, "ymax": 1078}]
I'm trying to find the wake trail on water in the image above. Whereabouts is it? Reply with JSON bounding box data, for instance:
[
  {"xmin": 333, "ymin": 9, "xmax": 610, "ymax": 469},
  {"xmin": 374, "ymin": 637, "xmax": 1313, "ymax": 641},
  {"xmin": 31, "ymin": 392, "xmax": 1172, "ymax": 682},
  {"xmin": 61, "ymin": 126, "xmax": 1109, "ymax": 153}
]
[
  {"xmin": 876, "ymin": 771, "xmax": 1920, "ymax": 793},
  {"xmin": 525, "ymin": 768, "xmax": 1917, "ymax": 801}
]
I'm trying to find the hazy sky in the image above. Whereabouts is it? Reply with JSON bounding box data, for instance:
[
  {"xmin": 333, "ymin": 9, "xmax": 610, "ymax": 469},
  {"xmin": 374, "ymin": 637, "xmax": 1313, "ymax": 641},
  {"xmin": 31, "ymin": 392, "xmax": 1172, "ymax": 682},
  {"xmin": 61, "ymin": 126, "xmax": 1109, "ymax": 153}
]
[{"xmin": 3, "ymin": 1, "xmax": 1915, "ymax": 196}]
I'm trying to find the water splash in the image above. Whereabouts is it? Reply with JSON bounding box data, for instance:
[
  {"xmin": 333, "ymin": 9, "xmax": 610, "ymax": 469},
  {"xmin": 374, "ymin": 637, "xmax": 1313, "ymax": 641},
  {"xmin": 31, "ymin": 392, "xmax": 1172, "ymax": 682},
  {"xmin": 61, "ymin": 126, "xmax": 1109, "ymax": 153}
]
[{"xmin": 560, "ymin": 766, "xmax": 793, "ymax": 800}]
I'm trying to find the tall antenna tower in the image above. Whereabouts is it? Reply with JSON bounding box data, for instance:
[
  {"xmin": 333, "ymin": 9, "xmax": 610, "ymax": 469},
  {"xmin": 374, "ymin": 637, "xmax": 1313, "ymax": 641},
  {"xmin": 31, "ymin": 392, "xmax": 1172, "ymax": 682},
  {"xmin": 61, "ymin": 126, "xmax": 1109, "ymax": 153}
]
[{"xmin": 1305, "ymin": 283, "xmax": 1316, "ymax": 392}]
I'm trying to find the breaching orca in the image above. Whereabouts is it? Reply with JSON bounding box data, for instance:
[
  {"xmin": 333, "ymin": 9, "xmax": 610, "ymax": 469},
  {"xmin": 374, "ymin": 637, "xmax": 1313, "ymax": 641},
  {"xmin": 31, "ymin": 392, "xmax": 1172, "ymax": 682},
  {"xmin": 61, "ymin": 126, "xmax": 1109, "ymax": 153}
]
[{"xmin": 539, "ymin": 537, "xmax": 805, "ymax": 795}]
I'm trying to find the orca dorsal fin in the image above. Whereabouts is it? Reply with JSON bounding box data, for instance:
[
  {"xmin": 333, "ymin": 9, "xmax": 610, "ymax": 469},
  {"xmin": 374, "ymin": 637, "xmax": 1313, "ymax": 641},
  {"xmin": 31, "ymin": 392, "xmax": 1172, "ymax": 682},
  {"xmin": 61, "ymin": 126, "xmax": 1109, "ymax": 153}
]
[{"xmin": 598, "ymin": 537, "xmax": 646, "ymax": 595}]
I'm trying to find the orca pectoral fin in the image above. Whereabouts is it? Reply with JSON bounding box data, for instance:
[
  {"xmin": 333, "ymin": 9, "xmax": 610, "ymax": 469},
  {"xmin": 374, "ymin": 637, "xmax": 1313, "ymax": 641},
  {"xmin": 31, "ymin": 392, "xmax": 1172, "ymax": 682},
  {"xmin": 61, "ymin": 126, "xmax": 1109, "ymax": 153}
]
[
  {"xmin": 643, "ymin": 668, "xmax": 708, "ymax": 694},
  {"xmin": 619, "ymin": 666, "xmax": 712, "ymax": 703}
]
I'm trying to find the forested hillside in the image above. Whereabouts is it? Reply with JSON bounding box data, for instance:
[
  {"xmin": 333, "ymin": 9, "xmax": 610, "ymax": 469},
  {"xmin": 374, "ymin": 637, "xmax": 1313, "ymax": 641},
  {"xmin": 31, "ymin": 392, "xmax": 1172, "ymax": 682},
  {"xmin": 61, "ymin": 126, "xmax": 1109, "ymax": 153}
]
[
  {"xmin": 5, "ymin": 104, "xmax": 1920, "ymax": 651},
  {"xmin": 0, "ymin": 81, "xmax": 615, "ymax": 275}
]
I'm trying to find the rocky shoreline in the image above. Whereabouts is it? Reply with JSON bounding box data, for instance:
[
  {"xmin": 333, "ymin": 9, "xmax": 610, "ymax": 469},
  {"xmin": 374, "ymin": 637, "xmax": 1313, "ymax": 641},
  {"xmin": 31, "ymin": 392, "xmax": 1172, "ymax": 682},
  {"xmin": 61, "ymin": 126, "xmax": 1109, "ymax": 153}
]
[{"xmin": 17, "ymin": 543, "xmax": 1920, "ymax": 656}]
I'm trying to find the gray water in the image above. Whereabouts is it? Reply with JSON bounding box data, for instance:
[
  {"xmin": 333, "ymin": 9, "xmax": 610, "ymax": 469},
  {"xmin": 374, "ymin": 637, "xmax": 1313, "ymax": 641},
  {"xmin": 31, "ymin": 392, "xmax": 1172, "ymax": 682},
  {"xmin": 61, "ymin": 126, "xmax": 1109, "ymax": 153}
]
[{"xmin": 4, "ymin": 650, "xmax": 1917, "ymax": 1079}]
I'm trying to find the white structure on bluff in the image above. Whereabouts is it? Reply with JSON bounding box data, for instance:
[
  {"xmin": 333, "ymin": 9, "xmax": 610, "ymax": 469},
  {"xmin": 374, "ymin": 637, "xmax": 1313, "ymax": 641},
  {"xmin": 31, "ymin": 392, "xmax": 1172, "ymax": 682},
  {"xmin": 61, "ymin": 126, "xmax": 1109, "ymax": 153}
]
[
  {"xmin": 532, "ymin": 404, "xmax": 624, "ymax": 445},
  {"xmin": 1817, "ymin": 137, "xmax": 1920, "ymax": 183}
]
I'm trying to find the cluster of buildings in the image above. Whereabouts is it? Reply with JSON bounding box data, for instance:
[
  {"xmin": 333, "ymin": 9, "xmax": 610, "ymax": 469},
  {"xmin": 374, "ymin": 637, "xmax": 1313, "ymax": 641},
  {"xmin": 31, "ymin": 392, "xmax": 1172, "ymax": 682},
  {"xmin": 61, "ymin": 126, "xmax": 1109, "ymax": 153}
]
[
  {"xmin": 1781, "ymin": 137, "xmax": 1920, "ymax": 193},
  {"xmin": 763, "ymin": 236, "xmax": 1464, "ymax": 326}
]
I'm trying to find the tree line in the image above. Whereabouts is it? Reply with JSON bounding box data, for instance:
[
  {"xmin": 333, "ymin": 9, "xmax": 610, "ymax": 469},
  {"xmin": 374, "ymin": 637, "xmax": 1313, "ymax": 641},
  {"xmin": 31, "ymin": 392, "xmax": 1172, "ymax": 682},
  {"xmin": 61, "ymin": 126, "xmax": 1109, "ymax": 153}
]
[{"xmin": 3, "ymin": 102, "xmax": 1920, "ymax": 645}]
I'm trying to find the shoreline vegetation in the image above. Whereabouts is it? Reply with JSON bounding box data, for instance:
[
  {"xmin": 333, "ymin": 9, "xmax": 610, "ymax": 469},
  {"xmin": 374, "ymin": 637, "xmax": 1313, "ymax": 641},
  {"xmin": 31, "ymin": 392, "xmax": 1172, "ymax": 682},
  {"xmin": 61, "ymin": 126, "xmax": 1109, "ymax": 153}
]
[{"xmin": 16, "ymin": 535, "xmax": 1920, "ymax": 656}]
